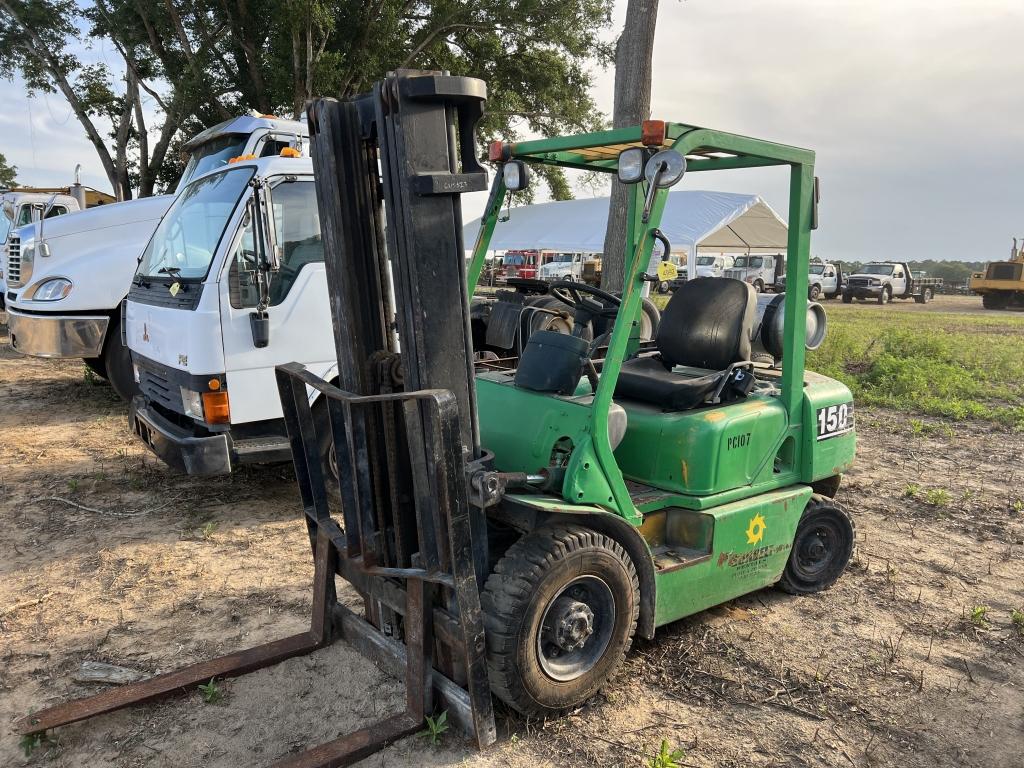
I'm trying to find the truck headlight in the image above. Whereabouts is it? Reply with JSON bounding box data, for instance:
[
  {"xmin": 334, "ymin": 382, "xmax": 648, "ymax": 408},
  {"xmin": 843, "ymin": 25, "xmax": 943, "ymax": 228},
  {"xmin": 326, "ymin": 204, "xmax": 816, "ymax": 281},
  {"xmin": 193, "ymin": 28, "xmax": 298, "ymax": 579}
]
[
  {"xmin": 32, "ymin": 277, "xmax": 73, "ymax": 301},
  {"xmin": 869, "ymin": 278, "xmax": 881, "ymax": 286},
  {"xmin": 180, "ymin": 387, "xmax": 204, "ymax": 419}
]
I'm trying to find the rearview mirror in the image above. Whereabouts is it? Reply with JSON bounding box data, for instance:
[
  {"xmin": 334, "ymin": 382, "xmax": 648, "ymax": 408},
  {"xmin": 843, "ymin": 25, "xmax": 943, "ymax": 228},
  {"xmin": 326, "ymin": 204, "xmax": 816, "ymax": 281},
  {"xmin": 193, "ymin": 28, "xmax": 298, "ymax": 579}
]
[
  {"xmin": 645, "ymin": 149, "xmax": 686, "ymax": 188},
  {"xmin": 502, "ymin": 160, "xmax": 531, "ymax": 192},
  {"xmin": 2, "ymin": 200, "xmax": 15, "ymax": 220},
  {"xmin": 617, "ymin": 147, "xmax": 646, "ymax": 184}
]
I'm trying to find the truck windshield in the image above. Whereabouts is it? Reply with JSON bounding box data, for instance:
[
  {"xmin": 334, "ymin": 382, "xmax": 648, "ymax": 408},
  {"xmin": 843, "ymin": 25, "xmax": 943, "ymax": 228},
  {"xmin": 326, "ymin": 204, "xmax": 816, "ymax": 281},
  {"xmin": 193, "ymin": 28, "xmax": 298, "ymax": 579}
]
[
  {"xmin": 733, "ymin": 256, "xmax": 763, "ymax": 268},
  {"xmin": 138, "ymin": 167, "xmax": 253, "ymax": 279},
  {"xmin": 861, "ymin": 264, "xmax": 894, "ymax": 275},
  {"xmin": 809, "ymin": 265, "xmax": 825, "ymax": 275},
  {"xmin": 696, "ymin": 256, "xmax": 716, "ymax": 266},
  {"xmin": 180, "ymin": 134, "xmax": 249, "ymax": 183}
]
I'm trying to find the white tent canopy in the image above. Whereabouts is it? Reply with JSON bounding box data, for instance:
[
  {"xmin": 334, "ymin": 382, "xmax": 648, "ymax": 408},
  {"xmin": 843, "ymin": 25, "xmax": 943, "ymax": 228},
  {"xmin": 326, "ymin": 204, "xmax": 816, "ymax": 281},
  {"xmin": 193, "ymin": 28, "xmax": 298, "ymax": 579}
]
[{"xmin": 463, "ymin": 190, "xmax": 788, "ymax": 279}]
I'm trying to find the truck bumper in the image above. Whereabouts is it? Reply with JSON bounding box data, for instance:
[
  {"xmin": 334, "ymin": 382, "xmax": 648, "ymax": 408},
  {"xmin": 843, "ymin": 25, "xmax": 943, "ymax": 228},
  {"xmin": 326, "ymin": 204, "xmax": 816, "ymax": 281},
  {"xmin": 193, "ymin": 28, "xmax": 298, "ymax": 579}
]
[
  {"xmin": 844, "ymin": 286, "xmax": 883, "ymax": 299},
  {"xmin": 7, "ymin": 308, "xmax": 108, "ymax": 357},
  {"xmin": 130, "ymin": 396, "xmax": 233, "ymax": 476}
]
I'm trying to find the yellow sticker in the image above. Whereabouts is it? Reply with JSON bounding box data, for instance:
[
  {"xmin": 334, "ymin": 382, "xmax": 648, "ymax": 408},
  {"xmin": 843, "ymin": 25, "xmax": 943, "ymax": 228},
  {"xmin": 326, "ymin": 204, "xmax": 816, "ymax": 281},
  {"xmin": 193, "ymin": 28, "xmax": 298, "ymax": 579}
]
[
  {"xmin": 656, "ymin": 261, "xmax": 679, "ymax": 281},
  {"xmin": 745, "ymin": 513, "xmax": 767, "ymax": 545},
  {"xmin": 169, "ymin": 282, "xmax": 180, "ymax": 297}
]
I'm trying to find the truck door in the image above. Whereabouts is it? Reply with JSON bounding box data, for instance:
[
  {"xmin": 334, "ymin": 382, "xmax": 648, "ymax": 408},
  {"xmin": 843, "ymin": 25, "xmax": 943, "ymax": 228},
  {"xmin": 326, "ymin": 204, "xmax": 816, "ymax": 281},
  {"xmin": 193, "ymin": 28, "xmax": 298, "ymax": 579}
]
[
  {"xmin": 823, "ymin": 266, "xmax": 836, "ymax": 294},
  {"xmin": 218, "ymin": 178, "xmax": 333, "ymax": 424},
  {"xmin": 891, "ymin": 266, "xmax": 908, "ymax": 296}
]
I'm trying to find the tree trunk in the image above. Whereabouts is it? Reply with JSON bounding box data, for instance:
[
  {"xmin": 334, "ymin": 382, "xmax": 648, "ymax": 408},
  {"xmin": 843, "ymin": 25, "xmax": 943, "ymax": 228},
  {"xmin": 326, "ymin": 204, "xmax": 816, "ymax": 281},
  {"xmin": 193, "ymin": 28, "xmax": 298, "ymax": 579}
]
[{"xmin": 600, "ymin": 0, "xmax": 660, "ymax": 293}]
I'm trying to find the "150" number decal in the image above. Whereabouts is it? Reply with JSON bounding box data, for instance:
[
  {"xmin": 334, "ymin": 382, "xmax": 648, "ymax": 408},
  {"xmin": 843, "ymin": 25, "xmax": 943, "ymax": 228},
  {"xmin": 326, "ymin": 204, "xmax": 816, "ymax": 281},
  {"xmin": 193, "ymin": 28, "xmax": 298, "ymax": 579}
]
[{"xmin": 816, "ymin": 402, "xmax": 854, "ymax": 440}]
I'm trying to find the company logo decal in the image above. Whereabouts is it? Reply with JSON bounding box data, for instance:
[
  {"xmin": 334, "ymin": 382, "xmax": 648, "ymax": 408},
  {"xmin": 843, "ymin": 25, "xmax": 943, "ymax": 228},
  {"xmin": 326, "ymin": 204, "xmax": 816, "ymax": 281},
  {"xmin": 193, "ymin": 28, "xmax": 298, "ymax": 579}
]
[{"xmin": 745, "ymin": 513, "xmax": 767, "ymax": 545}]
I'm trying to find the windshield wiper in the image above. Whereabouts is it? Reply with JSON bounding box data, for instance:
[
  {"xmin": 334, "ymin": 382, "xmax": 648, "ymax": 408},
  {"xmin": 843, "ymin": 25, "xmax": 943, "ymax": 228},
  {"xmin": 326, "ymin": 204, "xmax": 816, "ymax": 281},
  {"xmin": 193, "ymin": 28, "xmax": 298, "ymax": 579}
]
[
  {"xmin": 132, "ymin": 275, "xmax": 151, "ymax": 288},
  {"xmin": 157, "ymin": 266, "xmax": 182, "ymax": 277}
]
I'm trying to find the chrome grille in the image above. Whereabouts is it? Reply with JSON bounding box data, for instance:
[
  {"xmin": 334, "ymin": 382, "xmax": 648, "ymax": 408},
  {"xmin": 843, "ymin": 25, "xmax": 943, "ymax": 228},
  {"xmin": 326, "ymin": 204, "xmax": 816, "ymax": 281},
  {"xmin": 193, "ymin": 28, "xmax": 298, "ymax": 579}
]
[
  {"xmin": 848, "ymin": 277, "xmax": 872, "ymax": 287},
  {"xmin": 724, "ymin": 268, "xmax": 744, "ymax": 280},
  {"xmin": 6, "ymin": 234, "xmax": 22, "ymax": 287}
]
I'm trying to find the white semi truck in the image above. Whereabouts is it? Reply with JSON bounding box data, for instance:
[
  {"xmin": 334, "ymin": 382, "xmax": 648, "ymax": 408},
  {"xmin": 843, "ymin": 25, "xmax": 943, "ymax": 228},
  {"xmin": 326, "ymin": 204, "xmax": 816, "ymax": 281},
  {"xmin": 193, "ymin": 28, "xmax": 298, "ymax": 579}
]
[
  {"xmin": 125, "ymin": 154, "xmax": 335, "ymax": 477},
  {"xmin": 4, "ymin": 115, "xmax": 308, "ymax": 399}
]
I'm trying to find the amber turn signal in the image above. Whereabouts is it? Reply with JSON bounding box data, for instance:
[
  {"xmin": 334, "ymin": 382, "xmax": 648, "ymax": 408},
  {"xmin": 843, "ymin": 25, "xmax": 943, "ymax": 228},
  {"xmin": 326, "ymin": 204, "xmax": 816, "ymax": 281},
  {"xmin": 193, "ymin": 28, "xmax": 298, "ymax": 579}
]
[{"xmin": 202, "ymin": 391, "xmax": 230, "ymax": 424}]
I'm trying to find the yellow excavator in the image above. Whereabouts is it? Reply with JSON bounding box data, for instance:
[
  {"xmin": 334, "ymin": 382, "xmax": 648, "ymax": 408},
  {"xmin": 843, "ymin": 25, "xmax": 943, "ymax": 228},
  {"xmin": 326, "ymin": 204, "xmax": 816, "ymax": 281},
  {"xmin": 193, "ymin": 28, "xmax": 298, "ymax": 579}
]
[{"xmin": 970, "ymin": 238, "xmax": 1024, "ymax": 309}]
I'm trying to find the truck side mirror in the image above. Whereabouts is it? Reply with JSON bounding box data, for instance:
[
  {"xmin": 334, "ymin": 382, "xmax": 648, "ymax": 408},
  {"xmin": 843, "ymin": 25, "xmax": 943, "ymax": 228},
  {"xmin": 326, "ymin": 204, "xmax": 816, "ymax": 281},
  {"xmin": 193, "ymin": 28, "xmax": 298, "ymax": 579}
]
[{"xmin": 250, "ymin": 310, "xmax": 270, "ymax": 348}]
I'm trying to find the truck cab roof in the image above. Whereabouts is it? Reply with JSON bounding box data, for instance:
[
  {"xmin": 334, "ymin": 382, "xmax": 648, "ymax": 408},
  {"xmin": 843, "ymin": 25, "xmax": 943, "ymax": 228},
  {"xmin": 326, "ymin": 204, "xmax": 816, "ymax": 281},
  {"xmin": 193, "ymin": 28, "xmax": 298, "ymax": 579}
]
[{"xmin": 183, "ymin": 114, "xmax": 307, "ymax": 152}]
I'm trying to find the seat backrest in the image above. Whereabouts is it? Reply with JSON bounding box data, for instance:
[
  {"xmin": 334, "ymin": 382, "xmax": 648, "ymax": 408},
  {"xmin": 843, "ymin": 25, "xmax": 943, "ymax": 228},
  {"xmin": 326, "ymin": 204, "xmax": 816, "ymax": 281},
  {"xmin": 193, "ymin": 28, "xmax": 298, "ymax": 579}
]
[{"xmin": 656, "ymin": 277, "xmax": 757, "ymax": 369}]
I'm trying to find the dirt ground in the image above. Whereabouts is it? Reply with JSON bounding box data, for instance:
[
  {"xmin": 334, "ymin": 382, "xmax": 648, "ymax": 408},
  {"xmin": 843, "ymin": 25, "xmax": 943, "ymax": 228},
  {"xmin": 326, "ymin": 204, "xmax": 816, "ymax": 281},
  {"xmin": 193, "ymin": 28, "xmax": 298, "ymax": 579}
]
[
  {"xmin": 1, "ymin": 317, "xmax": 1022, "ymax": 768},
  {"xmin": 822, "ymin": 293, "xmax": 1018, "ymax": 316}
]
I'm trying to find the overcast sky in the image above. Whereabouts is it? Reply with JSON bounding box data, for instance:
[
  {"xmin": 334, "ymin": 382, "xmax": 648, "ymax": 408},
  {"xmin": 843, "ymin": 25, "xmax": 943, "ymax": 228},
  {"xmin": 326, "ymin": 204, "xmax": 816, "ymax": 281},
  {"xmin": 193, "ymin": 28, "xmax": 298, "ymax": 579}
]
[{"xmin": 2, "ymin": 0, "xmax": 1022, "ymax": 262}]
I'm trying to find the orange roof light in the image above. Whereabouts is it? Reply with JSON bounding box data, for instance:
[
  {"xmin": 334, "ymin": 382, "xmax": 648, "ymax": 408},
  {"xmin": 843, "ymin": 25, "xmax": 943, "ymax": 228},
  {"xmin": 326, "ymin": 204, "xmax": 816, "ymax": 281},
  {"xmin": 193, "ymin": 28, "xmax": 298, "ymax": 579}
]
[
  {"xmin": 228, "ymin": 154, "xmax": 258, "ymax": 164},
  {"xmin": 641, "ymin": 120, "xmax": 666, "ymax": 147},
  {"xmin": 202, "ymin": 391, "xmax": 230, "ymax": 424},
  {"xmin": 280, "ymin": 147, "xmax": 301, "ymax": 158},
  {"xmin": 488, "ymin": 141, "xmax": 506, "ymax": 162}
]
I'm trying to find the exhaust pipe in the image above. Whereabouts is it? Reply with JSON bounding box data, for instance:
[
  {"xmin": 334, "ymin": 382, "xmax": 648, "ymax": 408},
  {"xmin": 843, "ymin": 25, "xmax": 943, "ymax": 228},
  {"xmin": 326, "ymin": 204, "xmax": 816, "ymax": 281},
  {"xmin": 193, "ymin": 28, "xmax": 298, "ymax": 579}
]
[
  {"xmin": 753, "ymin": 293, "xmax": 827, "ymax": 359},
  {"xmin": 70, "ymin": 164, "xmax": 87, "ymax": 210}
]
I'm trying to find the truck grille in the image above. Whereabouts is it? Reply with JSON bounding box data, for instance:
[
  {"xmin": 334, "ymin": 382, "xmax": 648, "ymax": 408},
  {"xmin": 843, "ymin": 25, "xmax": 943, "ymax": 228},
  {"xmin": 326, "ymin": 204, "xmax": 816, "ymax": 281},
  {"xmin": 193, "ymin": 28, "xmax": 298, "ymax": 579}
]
[
  {"xmin": 139, "ymin": 366, "xmax": 183, "ymax": 414},
  {"xmin": 724, "ymin": 269, "xmax": 744, "ymax": 280},
  {"xmin": 848, "ymin": 277, "xmax": 873, "ymax": 287},
  {"xmin": 6, "ymin": 234, "xmax": 23, "ymax": 287}
]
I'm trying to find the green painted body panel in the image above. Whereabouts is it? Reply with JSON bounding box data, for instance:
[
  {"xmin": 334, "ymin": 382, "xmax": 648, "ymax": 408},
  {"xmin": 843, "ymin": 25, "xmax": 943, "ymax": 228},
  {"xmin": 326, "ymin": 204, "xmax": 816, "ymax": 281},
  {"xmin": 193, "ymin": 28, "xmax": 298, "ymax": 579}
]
[
  {"xmin": 650, "ymin": 486, "xmax": 812, "ymax": 626},
  {"xmin": 615, "ymin": 390, "xmax": 787, "ymax": 495}
]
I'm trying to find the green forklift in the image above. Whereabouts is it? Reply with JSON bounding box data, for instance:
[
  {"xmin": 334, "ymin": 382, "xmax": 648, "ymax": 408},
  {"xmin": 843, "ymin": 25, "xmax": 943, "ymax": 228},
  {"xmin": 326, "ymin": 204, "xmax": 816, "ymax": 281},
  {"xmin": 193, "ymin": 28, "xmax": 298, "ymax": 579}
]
[
  {"xmin": 19, "ymin": 75, "xmax": 856, "ymax": 764},
  {"xmin": 466, "ymin": 120, "xmax": 855, "ymax": 715}
]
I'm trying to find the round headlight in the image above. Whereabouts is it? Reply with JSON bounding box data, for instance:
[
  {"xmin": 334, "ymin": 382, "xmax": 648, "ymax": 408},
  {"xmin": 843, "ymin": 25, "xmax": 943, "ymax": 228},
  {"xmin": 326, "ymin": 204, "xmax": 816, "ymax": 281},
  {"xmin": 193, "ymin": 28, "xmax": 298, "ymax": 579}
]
[{"xmin": 33, "ymin": 277, "xmax": 73, "ymax": 301}]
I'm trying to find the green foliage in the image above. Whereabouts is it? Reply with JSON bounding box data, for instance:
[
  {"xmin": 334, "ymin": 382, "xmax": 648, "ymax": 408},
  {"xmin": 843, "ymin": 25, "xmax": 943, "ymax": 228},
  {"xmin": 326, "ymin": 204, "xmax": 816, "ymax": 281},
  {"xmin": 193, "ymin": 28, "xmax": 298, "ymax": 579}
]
[
  {"xmin": 924, "ymin": 488, "xmax": 951, "ymax": 507},
  {"xmin": 903, "ymin": 483, "xmax": 920, "ymax": 499},
  {"xmin": 198, "ymin": 678, "xmax": 222, "ymax": 703},
  {"xmin": 418, "ymin": 710, "xmax": 448, "ymax": 746},
  {"xmin": 969, "ymin": 605, "xmax": 990, "ymax": 629},
  {"xmin": 808, "ymin": 306, "xmax": 1024, "ymax": 428},
  {"xmin": 1010, "ymin": 608, "xmax": 1024, "ymax": 630},
  {"xmin": 648, "ymin": 739, "xmax": 686, "ymax": 768},
  {"xmin": 200, "ymin": 521, "xmax": 218, "ymax": 540},
  {"xmin": 19, "ymin": 731, "xmax": 55, "ymax": 757},
  {"xmin": 0, "ymin": 152, "xmax": 16, "ymax": 187}
]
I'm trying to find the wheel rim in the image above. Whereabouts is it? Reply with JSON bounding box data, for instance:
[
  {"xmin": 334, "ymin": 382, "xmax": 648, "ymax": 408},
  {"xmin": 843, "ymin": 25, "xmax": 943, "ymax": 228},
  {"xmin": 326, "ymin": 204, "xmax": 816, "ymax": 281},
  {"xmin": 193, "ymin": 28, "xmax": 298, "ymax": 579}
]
[
  {"xmin": 791, "ymin": 517, "xmax": 844, "ymax": 582},
  {"xmin": 536, "ymin": 575, "xmax": 615, "ymax": 682}
]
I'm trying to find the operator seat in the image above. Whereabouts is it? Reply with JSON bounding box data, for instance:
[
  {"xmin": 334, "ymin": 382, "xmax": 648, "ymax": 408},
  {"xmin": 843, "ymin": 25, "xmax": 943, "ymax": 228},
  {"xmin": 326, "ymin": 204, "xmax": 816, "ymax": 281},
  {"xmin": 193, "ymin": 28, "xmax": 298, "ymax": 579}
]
[{"xmin": 615, "ymin": 277, "xmax": 757, "ymax": 411}]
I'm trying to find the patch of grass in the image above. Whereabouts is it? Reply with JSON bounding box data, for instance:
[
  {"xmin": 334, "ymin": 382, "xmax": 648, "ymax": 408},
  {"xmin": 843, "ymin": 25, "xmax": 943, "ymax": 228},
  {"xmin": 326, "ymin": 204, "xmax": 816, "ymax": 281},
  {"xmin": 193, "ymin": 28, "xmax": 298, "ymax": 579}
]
[
  {"xmin": 969, "ymin": 605, "xmax": 991, "ymax": 629},
  {"xmin": 200, "ymin": 521, "xmax": 219, "ymax": 540},
  {"xmin": 198, "ymin": 678, "xmax": 222, "ymax": 703},
  {"xmin": 648, "ymin": 739, "xmax": 686, "ymax": 768},
  {"xmin": 66, "ymin": 478, "xmax": 79, "ymax": 493},
  {"xmin": 20, "ymin": 732, "xmax": 55, "ymax": 758},
  {"xmin": 418, "ymin": 711, "xmax": 448, "ymax": 746},
  {"xmin": 808, "ymin": 306, "xmax": 1024, "ymax": 428},
  {"xmin": 903, "ymin": 483, "xmax": 920, "ymax": 499},
  {"xmin": 1011, "ymin": 608, "xmax": 1024, "ymax": 630},
  {"xmin": 1012, "ymin": 499, "xmax": 1024, "ymax": 516},
  {"xmin": 82, "ymin": 365, "xmax": 104, "ymax": 387},
  {"xmin": 924, "ymin": 488, "xmax": 952, "ymax": 507}
]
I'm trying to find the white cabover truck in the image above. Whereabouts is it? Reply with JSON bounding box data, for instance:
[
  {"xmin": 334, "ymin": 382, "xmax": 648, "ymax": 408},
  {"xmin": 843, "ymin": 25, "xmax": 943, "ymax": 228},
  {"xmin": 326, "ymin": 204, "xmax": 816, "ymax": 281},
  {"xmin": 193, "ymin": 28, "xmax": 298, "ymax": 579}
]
[
  {"xmin": 4, "ymin": 114, "xmax": 308, "ymax": 399},
  {"xmin": 126, "ymin": 154, "xmax": 335, "ymax": 478}
]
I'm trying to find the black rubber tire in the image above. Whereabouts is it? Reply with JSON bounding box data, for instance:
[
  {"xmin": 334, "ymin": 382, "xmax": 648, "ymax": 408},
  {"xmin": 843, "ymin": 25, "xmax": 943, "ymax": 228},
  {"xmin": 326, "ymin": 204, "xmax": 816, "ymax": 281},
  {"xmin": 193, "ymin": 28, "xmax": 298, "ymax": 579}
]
[
  {"xmin": 777, "ymin": 498, "xmax": 855, "ymax": 595},
  {"xmin": 842, "ymin": 292, "xmax": 853, "ymax": 304},
  {"xmin": 922, "ymin": 287, "xmax": 933, "ymax": 303},
  {"xmin": 877, "ymin": 286, "xmax": 890, "ymax": 305},
  {"xmin": 481, "ymin": 524, "xmax": 640, "ymax": 717},
  {"xmin": 808, "ymin": 284, "xmax": 821, "ymax": 301},
  {"xmin": 102, "ymin": 319, "xmax": 139, "ymax": 401},
  {"xmin": 83, "ymin": 357, "xmax": 108, "ymax": 380},
  {"xmin": 313, "ymin": 398, "xmax": 342, "ymax": 508}
]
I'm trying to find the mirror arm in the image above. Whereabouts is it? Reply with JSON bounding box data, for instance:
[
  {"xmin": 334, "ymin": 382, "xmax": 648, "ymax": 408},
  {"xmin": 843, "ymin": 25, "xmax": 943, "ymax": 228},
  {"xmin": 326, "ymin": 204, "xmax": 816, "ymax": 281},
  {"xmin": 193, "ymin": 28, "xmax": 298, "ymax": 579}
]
[{"xmin": 641, "ymin": 162, "xmax": 666, "ymax": 223}]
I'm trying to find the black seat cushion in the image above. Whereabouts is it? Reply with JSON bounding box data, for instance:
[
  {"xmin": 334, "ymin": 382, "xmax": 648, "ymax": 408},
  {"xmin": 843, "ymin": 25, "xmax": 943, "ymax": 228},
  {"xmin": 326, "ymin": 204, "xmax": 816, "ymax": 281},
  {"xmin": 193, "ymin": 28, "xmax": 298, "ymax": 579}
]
[
  {"xmin": 657, "ymin": 277, "xmax": 756, "ymax": 369},
  {"xmin": 615, "ymin": 356, "xmax": 724, "ymax": 411}
]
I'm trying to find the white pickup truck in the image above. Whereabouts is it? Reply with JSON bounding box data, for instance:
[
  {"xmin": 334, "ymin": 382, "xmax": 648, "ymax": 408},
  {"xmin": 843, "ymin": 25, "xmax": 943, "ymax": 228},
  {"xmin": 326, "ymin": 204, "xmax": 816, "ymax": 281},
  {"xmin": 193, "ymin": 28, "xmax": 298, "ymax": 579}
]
[
  {"xmin": 125, "ymin": 154, "xmax": 335, "ymax": 478},
  {"xmin": 724, "ymin": 253, "xmax": 785, "ymax": 292},
  {"xmin": 4, "ymin": 114, "xmax": 308, "ymax": 399}
]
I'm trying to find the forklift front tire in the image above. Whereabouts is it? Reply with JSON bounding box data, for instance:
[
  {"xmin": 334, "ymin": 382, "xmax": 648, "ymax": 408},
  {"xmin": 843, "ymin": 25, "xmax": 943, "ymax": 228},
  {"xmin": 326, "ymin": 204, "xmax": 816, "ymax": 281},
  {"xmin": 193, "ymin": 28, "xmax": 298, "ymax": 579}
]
[
  {"xmin": 313, "ymin": 398, "xmax": 342, "ymax": 508},
  {"xmin": 777, "ymin": 498, "xmax": 855, "ymax": 595},
  {"xmin": 481, "ymin": 524, "xmax": 640, "ymax": 717}
]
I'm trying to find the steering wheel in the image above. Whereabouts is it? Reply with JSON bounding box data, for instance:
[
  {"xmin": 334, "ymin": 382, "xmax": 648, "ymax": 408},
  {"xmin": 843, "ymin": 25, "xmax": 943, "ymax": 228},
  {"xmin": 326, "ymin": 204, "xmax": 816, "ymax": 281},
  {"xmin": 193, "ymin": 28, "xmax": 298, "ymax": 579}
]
[{"xmin": 549, "ymin": 280, "xmax": 621, "ymax": 318}]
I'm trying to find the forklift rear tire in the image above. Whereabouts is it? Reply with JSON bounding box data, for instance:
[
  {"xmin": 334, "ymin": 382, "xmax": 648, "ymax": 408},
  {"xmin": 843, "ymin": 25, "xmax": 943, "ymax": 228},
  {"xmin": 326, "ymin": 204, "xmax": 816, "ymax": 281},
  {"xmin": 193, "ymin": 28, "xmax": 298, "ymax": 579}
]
[
  {"xmin": 777, "ymin": 498, "xmax": 855, "ymax": 595},
  {"xmin": 313, "ymin": 398, "xmax": 342, "ymax": 508},
  {"xmin": 481, "ymin": 524, "xmax": 639, "ymax": 716}
]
